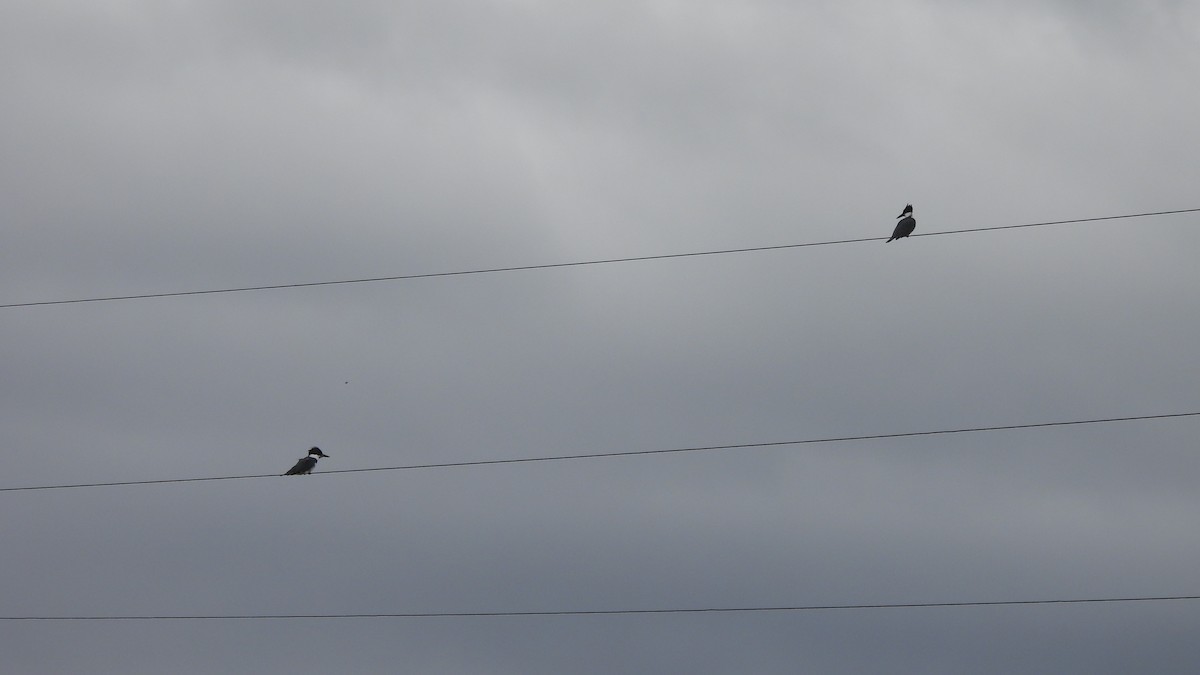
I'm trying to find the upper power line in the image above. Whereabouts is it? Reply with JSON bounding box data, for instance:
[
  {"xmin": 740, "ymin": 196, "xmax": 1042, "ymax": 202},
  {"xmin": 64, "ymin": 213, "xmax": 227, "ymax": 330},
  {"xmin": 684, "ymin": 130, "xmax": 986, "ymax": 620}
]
[
  {"xmin": 3, "ymin": 410, "xmax": 1195, "ymax": 494},
  {"xmin": 2, "ymin": 207, "xmax": 1196, "ymax": 310},
  {"xmin": 3, "ymin": 594, "xmax": 1196, "ymax": 621}
]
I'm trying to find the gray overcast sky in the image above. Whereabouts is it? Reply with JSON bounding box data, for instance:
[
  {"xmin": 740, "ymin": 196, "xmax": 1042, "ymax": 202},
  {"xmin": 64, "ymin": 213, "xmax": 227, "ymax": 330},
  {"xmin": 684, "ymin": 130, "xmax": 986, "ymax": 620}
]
[{"xmin": 2, "ymin": 1, "xmax": 1199, "ymax": 673}]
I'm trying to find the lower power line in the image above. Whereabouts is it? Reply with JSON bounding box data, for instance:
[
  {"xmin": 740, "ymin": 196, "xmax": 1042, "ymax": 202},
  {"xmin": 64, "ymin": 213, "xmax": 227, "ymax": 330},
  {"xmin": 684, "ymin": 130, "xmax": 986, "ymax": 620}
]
[{"xmin": 2, "ymin": 411, "xmax": 1197, "ymax": 493}]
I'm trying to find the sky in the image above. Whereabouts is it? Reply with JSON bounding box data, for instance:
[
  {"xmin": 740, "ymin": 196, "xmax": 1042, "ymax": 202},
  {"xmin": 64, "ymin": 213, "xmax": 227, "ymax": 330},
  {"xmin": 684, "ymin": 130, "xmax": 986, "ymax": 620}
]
[{"xmin": 2, "ymin": 1, "xmax": 1199, "ymax": 672}]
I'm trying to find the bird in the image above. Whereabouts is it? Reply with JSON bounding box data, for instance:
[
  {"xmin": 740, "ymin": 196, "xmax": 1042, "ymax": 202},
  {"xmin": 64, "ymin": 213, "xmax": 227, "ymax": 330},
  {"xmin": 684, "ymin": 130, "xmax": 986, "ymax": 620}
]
[
  {"xmin": 284, "ymin": 447, "xmax": 329, "ymax": 475},
  {"xmin": 887, "ymin": 204, "xmax": 916, "ymax": 242}
]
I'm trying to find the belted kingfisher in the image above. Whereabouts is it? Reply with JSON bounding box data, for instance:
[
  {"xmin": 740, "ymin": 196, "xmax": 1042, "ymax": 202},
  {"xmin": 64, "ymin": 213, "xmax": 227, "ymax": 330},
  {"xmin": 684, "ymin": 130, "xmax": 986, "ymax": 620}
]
[
  {"xmin": 284, "ymin": 447, "xmax": 329, "ymax": 475},
  {"xmin": 887, "ymin": 204, "xmax": 916, "ymax": 242}
]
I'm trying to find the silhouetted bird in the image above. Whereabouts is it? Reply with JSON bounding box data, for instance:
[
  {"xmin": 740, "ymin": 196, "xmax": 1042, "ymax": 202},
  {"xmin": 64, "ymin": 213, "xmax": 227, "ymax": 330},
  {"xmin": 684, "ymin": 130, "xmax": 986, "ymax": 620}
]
[
  {"xmin": 284, "ymin": 447, "xmax": 329, "ymax": 475},
  {"xmin": 888, "ymin": 204, "xmax": 916, "ymax": 242}
]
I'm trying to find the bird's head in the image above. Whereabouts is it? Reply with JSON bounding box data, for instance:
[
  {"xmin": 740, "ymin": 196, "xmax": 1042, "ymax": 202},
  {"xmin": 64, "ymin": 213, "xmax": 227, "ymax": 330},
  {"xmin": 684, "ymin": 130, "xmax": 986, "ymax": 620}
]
[
  {"xmin": 898, "ymin": 204, "xmax": 913, "ymax": 218},
  {"xmin": 308, "ymin": 447, "xmax": 329, "ymax": 458}
]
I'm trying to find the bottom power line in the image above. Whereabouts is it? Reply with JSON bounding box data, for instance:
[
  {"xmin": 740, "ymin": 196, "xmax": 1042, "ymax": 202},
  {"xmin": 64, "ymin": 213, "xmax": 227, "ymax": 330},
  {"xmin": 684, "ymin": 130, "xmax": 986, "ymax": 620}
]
[{"xmin": 5, "ymin": 595, "xmax": 1199, "ymax": 621}]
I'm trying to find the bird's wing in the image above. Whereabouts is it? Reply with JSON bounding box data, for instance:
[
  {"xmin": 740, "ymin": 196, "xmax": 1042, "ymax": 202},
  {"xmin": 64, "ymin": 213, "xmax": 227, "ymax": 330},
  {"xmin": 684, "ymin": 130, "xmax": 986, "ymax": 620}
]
[{"xmin": 284, "ymin": 457, "xmax": 315, "ymax": 475}]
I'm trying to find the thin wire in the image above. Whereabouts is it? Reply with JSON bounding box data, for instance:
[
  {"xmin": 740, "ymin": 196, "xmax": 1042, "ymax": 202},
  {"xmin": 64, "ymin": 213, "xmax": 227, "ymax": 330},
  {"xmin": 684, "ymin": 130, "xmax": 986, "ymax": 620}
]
[
  {"xmin": 2, "ymin": 411, "xmax": 1195, "ymax": 493},
  {"xmin": 4, "ymin": 595, "xmax": 1197, "ymax": 621},
  {"xmin": 2, "ymin": 207, "xmax": 1196, "ymax": 309}
]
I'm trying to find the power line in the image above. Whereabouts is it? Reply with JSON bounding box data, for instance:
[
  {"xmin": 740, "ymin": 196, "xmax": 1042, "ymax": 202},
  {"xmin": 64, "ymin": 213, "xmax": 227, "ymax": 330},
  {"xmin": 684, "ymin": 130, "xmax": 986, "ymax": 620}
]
[
  {"xmin": 3, "ymin": 410, "xmax": 1195, "ymax": 494},
  {"xmin": 2, "ymin": 207, "xmax": 1196, "ymax": 310},
  {"xmin": 4, "ymin": 594, "xmax": 1197, "ymax": 621}
]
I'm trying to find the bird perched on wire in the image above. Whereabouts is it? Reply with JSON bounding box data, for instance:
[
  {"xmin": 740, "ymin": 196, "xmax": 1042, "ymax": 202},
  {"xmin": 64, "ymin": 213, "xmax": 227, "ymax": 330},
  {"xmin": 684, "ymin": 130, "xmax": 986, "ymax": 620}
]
[
  {"xmin": 887, "ymin": 204, "xmax": 916, "ymax": 242},
  {"xmin": 284, "ymin": 447, "xmax": 329, "ymax": 475}
]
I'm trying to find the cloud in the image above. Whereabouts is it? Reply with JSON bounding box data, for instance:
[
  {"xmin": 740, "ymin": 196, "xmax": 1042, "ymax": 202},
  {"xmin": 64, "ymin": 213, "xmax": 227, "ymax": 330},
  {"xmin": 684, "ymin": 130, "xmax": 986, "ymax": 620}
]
[{"xmin": 2, "ymin": 1, "xmax": 1199, "ymax": 672}]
